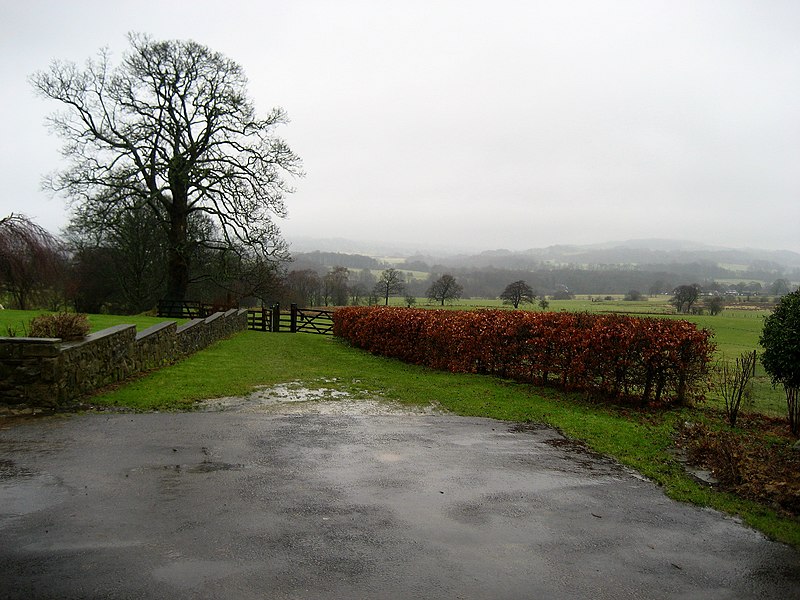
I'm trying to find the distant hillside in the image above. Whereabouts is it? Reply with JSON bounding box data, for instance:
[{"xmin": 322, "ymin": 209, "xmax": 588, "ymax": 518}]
[
  {"xmin": 286, "ymin": 236, "xmax": 800, "ymax": 273},
  {"xmin": 361, "ymin": 241, "xmax": 800, "ymax": 273},
  {"xmin": 285, "ymin": 237, "xmax": 800, "ymax": 297},
  {"xmin": 512, "ymin": 240, "xmax": 800, "ymax": 272},
  {"xmin": 290, "ymin": 251, "xmax": 387, "ymax": 272}
]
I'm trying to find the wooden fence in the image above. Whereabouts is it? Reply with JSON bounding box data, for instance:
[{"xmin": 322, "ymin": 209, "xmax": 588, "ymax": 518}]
[
  {"xmin": 158, "ymin": 301, "xmax": 334, "ymax": 335},
  {"xmin": 157, "ymin": 299, "xmax": 217, "ymax": 319}
]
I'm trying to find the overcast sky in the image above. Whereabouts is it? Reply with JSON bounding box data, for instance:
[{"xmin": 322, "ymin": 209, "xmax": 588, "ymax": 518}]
[{"xmin": 1, "ymin": 0, "xmax": 798, "ymax": 254}]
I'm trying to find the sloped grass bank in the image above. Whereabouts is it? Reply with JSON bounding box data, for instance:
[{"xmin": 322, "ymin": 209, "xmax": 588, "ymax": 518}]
[{"xmin": 87, "ymin": 331, "xmax": 800, "ymax": 548}]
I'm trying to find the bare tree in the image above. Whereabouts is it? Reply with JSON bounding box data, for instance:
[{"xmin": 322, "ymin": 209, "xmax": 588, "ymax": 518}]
[
  {"xmin": 323, "ymin": 266, "xmax": 350, "ymax": 306},
  {"xmin": 283, "ymin": 269, "xmax": 320, "ymax": 307},
  {"xmin": 670, "ymin": 284, "xmax": 701, "ymax": 314},
  {"xmin": 32, "ymin": 33, "xmax": 302, "ymax": 301},
  {"xmin": 500, "ymin": 280, "xmax": 536, "ymax": 309},
  {"xmin": 0, "ymin": 214, "xmax": 65, "ymax": 309},
  {"xmin": 427, "ymin": 274, "xmax": 463, "ymax": 306},
  {"xmin": 704, "ymin": 295, "xmax": 725, "ymax": 316},
  {"xmin": 373, "ymin": 268, "xmax": 405, "ymax": 306},
  {"xmin": 715, "ymin": 352, "xmax": 755, "ymax": 428}
]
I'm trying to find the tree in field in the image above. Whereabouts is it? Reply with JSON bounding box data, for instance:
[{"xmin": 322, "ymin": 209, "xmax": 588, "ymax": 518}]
[
  {"xmin": 624, "ymin": 289, "xmax": 643, "ymax": 301},
  {"xmin": 283, "ymin": 269, "xmax": 320, "ymax": 307},
  {"xmin": 760, "ymin": 290, "xmax": 800, "ymax": 435},
  {"xmin": 704, "ymin": 295, "xmax": 725, "ymax": 316},
  {"xmin": 670, "ymin": 284, "xmax": 701, "ymax": 314},
  {"xmin": 427, "ymin": 274, "xmax": 463, "ymax": 306},
  {"xmin": 31, "ymin": 33, "xmax": 302, "ymax": 301},
  {"xmin": 323, "ymin": 266, "xmax": 350, "ymax": 306},
  {"xmin": 373, "ymin": 268, "xmax": 405, "ymax": 306},
  {"xmin": 500, "ymin": 280, "xmax": 536, "ymax": 309},
  {"xmin": 770, "ymin": 278, "xmax": 792, "ymax": 297},
  {"xmin": 538, "ymin": 297, "xmax": 550, "ymax": 310},
  {"xmin": 0, "ymin": 214, "xmax": 65, "ymax": 309},
  {"xmin": 648, "ymin": 280, "xmax": 666, "ymax": 297},
  {"xmin": 350, "ymin": 269, "xmax": 376, "ymax": 306}
]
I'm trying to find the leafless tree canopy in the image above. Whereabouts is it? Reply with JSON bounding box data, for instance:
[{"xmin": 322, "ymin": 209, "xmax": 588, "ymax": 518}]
[
  {"xmin": 500, "ymin": 280, "xmax": 536, "ymax": 309},
  {"xmin": 373, "ymin": 268, "xmax": 405, "ymax": 306},
  {"xmin": 427, "ymin": 274, "xmax": 463, "ymax": 306},
  {"xmin": 31, "ymin": 33, "xmax": 302, "ymax": 300},
  {"xmin": 0, "ymin": 214, "xmax": 64, "ymax": 309}
]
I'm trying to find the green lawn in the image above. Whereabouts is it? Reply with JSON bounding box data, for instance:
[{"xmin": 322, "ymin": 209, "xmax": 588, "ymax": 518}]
[{"xmin": 0, "ymin": 309, "xmax": 187, "ymax": 336}]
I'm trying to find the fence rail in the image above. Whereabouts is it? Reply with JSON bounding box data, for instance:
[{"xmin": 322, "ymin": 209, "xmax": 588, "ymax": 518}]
[{"xmin": 157, "ymin": 299, "xmax": 214, "ymax": 319}]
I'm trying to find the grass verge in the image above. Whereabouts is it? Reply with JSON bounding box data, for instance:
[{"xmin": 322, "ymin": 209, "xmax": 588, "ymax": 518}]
[{"xmin": 88, "ymin": 331, "xmax": 800, "ymax": 548}]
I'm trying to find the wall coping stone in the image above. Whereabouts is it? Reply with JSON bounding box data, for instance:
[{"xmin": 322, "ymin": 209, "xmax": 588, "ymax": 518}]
[
  {"xmin": 60, "ymin": 324, "xmax": 136, "ymax": 350},
  {"xmin": 136, "ymin": 321, "xmax": 177, "ymax": 341},
  {"xmin": 176, "ymin": 318, "xmax": 204, "ymax": 333},
  {"xmin": 0, "ymin": 337, "xmax": 61, "ymax": 344}
]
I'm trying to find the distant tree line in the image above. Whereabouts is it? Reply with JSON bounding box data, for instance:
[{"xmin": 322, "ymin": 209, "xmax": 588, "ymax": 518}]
[{"xmin": 2, "ymin": 217, "xmax": 796, "ymax": 314}]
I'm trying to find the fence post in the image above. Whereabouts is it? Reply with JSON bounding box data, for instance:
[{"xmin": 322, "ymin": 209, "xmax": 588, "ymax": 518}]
[
  {"xmin": 290, "ymin": 304, "xmax": 298, "ymax": 333},
  {"xmin": 272, "ymin": 303, "xmax": 280, "ymax": 332}
]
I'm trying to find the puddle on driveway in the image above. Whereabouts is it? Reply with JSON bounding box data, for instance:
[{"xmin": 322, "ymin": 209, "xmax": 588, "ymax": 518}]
[
  {"xmin": 0, "ymin": 458, "xmax": 34, "ymax": 480},
  {"xmin": 199, "ymin": 381, "xmax": 442, "ymax": 416}
]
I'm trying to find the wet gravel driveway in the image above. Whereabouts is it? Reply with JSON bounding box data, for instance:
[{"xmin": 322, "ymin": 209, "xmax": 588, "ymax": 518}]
[{"xmin": 0, "ymin": 391, "xmax": 798, "ymax": 599}]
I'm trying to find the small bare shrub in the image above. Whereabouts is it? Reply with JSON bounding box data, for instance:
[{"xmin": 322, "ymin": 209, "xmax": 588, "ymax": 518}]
[
  {"xmin": 715, "ymin": 352, "xmax": 755, "ymax": 428},
  {"xmin": 28, "ymin": 313, "xmax": 90, "ymax": 341}
]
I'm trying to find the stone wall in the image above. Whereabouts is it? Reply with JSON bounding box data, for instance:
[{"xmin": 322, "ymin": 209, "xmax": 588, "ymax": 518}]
[{"xmin": 0, "ymin": 309, "xmax": 249, "ymax": 411}]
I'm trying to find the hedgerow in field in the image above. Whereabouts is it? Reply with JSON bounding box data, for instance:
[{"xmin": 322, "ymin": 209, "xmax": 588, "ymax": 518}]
[{"xmin": 333, "ymin": 307, "xmax": 714, "ymax": 406}]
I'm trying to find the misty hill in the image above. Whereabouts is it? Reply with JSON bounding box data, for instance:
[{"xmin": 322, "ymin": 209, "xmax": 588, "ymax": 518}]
[
  {"xmin": 289, "ymin": 251, "xmax": 387, "ymax": 272},
  {"xmin": 286, "ymin": 238, "xmax": 800, "ymax": 297},
  {"xmin": 288, "ymin": 237, "xmax": 800, "ymax": 273},
  {"xmin": 433, "ymin": 240, "xmax": 800, "ymax": 273}
]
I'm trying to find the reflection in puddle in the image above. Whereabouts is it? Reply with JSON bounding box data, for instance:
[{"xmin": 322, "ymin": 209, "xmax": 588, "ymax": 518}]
[{"xmin": 0, "ymin": 471, "xmax": 67, "ymax": 520}]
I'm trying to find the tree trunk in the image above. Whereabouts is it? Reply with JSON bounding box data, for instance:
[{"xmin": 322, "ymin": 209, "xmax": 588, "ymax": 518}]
[
  {"xmin": 166, "ymin": 158, "xmax": 190, "ymax": 301},
  {"xmin": 165, "ymin": 204, "xmax": 189, "ymax": 301},
  {"xmin": 786, "ymin": 385, "xmax": 799, "ymax": 436},
  {"xmin": 166, "ymin": 245, "xmax": 189, "ymax": 300}
]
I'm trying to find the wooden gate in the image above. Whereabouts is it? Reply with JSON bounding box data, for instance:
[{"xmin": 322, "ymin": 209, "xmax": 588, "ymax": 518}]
[
  {"xmin": 246, "ymin": 303, "xmax": 334, "ymax": 335},
  {"xmin": 290, "ymin": 305, "xmax": 335, "ymax": 335}
]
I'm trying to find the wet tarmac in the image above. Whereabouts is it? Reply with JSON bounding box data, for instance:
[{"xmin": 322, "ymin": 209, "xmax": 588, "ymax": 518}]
[{"xmin": 0, "ymin": 388, "xmax": 798, "ymax": 599}]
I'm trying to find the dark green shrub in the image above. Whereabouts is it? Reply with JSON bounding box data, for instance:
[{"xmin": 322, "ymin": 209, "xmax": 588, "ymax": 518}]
[{"xmin": 760, "ymin": 290, "xmax": 800, "ymax": 435}]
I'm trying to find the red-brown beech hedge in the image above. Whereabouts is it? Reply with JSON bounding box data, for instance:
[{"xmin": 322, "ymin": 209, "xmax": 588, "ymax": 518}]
[{"xmin": 333, "ymin": 307, "xmax": 715, "ymax": 406}]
